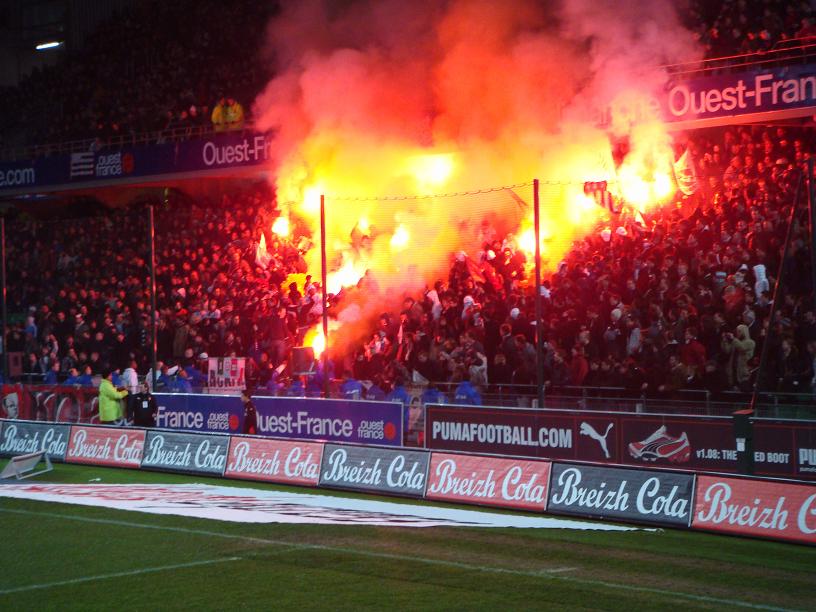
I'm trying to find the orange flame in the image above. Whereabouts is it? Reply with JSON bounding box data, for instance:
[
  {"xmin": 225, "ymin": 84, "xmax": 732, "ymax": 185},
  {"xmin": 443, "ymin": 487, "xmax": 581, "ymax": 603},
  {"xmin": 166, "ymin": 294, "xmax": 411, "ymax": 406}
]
[{"xmin": 304, "ymin": 326, "xmax": 325, "ymax": 359}]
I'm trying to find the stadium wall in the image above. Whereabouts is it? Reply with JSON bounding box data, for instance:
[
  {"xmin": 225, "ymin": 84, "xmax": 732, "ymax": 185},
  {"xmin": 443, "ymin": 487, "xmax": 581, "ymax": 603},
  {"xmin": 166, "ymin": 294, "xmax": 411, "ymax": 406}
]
[{"xmin": 0, "ymin": 418, "xmax": 814, "ymax": 546}]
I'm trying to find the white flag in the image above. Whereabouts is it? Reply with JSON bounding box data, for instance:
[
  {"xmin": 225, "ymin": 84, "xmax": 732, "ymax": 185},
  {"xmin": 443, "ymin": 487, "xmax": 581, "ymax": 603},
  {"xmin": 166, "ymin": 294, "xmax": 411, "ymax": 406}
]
[
  {"xmin": 255, "ymin": 233, "xmax": 271, "ymax": 269},
  {"xmin": 673, "ymin": 149, "xmax": 698, "ymax": 195}
]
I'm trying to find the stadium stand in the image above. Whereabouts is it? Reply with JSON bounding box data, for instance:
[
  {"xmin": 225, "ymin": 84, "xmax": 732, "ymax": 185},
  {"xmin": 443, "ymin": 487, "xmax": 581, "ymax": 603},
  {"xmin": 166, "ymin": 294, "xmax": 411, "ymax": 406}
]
[{"xmin": 0, "ymin": 1, "xmax": 814, "ymax": 413}]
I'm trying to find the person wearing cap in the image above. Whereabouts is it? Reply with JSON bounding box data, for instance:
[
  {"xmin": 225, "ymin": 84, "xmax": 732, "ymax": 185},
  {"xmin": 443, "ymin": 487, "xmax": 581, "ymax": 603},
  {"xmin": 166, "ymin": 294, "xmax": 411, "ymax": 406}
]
[{"xmin": 98, "ymin": 368, "xmax": 128, "ymax": 425}]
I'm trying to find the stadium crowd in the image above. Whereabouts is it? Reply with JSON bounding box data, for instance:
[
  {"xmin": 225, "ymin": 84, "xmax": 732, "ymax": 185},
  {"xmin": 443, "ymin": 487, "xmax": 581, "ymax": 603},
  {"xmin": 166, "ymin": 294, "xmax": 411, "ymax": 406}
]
[
  {"xmin": 5, "ymin": 124, "xmax": 816, "ymax": 402},
  {"xmin": 689, "ymin": 0, "xmax": 816, "ymax": 57}
]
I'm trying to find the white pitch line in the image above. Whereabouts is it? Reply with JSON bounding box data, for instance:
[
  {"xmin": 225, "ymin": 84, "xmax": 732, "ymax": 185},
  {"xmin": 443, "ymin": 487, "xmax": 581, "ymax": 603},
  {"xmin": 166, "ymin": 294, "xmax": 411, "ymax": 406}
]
[
  {"xmin": 0, "ymin": 557, "xmax": 241, "ymax": 595},
  {"xmin": 0, "ymin": 507, "xmax": 799, "ymax": 612}
]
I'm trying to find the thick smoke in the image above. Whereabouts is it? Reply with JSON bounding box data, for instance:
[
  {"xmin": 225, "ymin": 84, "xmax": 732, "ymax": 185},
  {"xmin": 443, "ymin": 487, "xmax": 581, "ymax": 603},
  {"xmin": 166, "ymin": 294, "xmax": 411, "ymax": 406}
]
[{"xmin": 253, "ymin": 0, "xmax": 699, "ymax": 349}]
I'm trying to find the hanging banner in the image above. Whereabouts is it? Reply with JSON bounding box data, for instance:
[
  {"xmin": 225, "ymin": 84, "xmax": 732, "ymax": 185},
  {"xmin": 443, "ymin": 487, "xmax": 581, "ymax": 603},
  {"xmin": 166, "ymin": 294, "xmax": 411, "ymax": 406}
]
[{"xmin": 207, "ymin": 357, "xmax": 246, "ymax": 393}]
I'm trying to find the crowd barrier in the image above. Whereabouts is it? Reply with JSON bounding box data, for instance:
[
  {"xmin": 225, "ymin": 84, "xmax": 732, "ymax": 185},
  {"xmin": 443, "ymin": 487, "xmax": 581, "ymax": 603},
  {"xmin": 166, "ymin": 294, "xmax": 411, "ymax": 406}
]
[
  {"xmin": 425, "ymin": 405, "xmax": 816, "ymax": 481},
  {"xmin": 1, "ymin": 418, "xmax": 813, "ymax": 546}
]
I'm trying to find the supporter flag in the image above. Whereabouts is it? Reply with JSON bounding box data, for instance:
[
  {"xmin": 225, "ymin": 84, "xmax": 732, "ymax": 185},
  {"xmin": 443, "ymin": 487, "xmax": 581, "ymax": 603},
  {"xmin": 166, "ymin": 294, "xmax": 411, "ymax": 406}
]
[
  {"xmin": 255, "ymin": 233, "xmax": 271, "ymax": 269},
  {"xmin": 584, "ymin": 181, "xmax": 620, "ymax": 213},
  {"xmin": 673, "ymin": 149, "xmax": 698, "ymax": 195},
  {"xmin": 465, "ymin": 255, "xmax": 487, "ymax": 285}
]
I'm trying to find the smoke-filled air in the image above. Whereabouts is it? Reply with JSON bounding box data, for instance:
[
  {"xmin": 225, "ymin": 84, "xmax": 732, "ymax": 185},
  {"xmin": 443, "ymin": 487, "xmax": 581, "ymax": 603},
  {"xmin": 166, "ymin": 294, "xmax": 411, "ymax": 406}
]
[{"xmin": 252, "ymin": 0, "xmax": 701, "ymax": 353}]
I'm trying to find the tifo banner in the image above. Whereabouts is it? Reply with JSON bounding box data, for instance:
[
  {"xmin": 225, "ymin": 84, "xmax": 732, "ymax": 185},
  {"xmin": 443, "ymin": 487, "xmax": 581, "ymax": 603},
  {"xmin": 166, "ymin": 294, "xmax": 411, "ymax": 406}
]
[
  {"xmin": 255, "ymin": 397, "xmax": 403, "ymax": 446},
  {"xmin": 154, "ymin": 394, "xmax": 243, "ymax": 433},
  {"xmin": 425, "ymin": 406, "xmax": 816, "ymax": 480},
  {"xmin": 1, "ymin": 384, "xmax": 99, "ymax": 423},
  {"xmin": 224, "ymin": 436, "xmax": 322, "ymax": 486},
  {"xmin": 0, "ymin": 419, "xmax": 71, "ymax": 461},
  {"xmin": 693, "ymin": 475, "xmax": 816, "ymax": 545},
  {"xmin": 0, "ymin": 483, "xmax": 638, "ymax": 529},
  {"xmin": 0, "ymin": 131, "xmax": 273, "ymax": 195},
  {"xmin": 318, "ymin": 444, "xmax": 429, "ymax": 498},
  {"xmin": 141, "ymin": 430, "xmax": 229, "ymax": 475},
  {"xmin": 426, "ymin": 452, "xmax": 550, "ymax": 511},
  {"xmin": 207, "ymin": 357, "xmax": 246, "ymax": 393},
  {"xmin": 547, "ymin": 463, "xmax": 694, "ymax": 527},
  {"xmin": 65, "ymin": 426, "xmax": 145, "ymax": 468}
]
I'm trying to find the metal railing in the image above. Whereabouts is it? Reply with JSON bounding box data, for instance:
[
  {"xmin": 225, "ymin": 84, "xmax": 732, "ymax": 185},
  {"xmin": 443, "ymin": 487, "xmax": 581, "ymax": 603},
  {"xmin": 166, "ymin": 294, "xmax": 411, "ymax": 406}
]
[{"xmin": 662, "ymin": 40, "xmax": 816, "ymax": 78}]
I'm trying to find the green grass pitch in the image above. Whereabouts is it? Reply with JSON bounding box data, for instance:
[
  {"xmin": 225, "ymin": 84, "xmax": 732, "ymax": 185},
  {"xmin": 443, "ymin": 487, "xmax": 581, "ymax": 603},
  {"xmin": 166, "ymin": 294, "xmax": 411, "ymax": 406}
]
[{"xmin": 0, "ymin": 462, "xmax": 813, "ymax": 611}]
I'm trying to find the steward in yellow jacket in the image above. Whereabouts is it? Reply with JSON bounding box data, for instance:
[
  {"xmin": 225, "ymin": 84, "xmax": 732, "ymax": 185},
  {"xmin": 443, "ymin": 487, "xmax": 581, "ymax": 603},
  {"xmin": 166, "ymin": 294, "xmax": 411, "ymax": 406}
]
[
  {"xmin": 211, "ymin": 97, "xmax": 227, "ymax": 132},
  {"xmin": 99, "ymin": 369, "xmax": 128, "ymax": 424}
]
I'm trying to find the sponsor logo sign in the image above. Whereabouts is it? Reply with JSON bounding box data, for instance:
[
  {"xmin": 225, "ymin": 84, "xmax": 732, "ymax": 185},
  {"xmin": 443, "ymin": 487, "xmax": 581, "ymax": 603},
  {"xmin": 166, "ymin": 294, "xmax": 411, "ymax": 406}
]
[
  {"xmin": 154, "ymin": 394, "xmax": 243, "ymax": 433},
  {"xmin": 694, "ymin": 475, "xmax": 816, "ymax": 545},
  {"xmin": 200, "ymin": 134, "xmax": 271, "ymax": 168},
  {"xmin": 0, "ymin": 420, "xmax": 71, "ymax": 461},
  {"xmin": 224, "ymin": 436, "xmax": 322, "ymax": 486},
  {"xmin": 65, "ymin": 426, "xmax": 145, "ymax": 468},
  {"xmin": 662, "ymin": 64, "xmax": 816, "ymax": 124},
  {"xmin": 0, "ymin": 483, "xmax": 639, "ymax": 529},
  {"xmin": 69, "ymin": 152, "xmax": 94, "ymax": 178},
  {"xmin": 319, "ymin": 444, "xmax": 429, "ymax": 498},
  {"xmin": 426, "ymin": 407, "xmax": 816, "ymax": 480},
  {"xmin": 0, "ymin": 166, "xmax": 35, "ymax": 187},
  {"xmin": 207, "ymin": 357, "xmax": 246, "ymax": 393},
  {"xmin": 426, "ymin": 406, "xmax": 612, "ymax": 462},
  {"xmin": 426, "ymin": 452, "xmax": 550, "ymax": 511},
  {"xmin": 255, "ymin": 397, "xmax": 403, "ymax": 446},
  {"xmin": 141, "ymin": 430, "xmax": 229, "ymax": 475},
  {"xmin": 547, "ymin": 463, "xmax": 694, "ymax": 527}
]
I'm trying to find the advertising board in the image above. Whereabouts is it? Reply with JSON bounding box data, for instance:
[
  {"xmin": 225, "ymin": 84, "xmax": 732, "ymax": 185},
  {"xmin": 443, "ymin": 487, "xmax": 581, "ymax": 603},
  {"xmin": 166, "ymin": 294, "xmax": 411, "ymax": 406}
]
[
  {"xmin": 141, "ymin": 430, "xmax": 229, "ymax": 475},
  {"xmin": 0, "ymin": 420, "xmax": 71, "ymax": 461},
  {"xmin": 426, "ymin": 406, "xmax": 816, "ymax": 479},
  {"xmin": 547, "ymin": 463, "xmax": 694, "ymax": 527},
  {"xmin": 425, "ymin": 452, "xmax": 550, "ymax": 511},
  {"xmin": 154, "ymin": 394, "xmax": 244, "ymax": 434},
  {"xmin": 255, "ymin": 397, "xmax": 403, "ymax": 446},
  {"xmin": 318, "ymin": 444, "xmax": 429, "ymax": 498},
  {"xmin": 693, "ymin": 475, "xmax": 816, "ymax": 545},
  {"xmin": 65, "ymin": 426, "xmax": 145, "ymax": 468},
  {"xmin": 223, "ymin": 436, "xmax": 323, "ymax": 486}
]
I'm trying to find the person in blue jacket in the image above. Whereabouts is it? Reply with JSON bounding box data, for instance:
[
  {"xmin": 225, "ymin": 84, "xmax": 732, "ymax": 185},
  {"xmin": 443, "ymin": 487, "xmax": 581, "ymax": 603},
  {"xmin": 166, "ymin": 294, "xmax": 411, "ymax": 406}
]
[
  {"xmin": 387, "ymin": 383, "xmax": 411, "ymax": 405},
  {"xmin": 341, "ymin": 376, "xmax": 364, "ymax": 400},
  {"xmin": 454, "ymin": 380, "xmax": 482, "ymax": 405}
]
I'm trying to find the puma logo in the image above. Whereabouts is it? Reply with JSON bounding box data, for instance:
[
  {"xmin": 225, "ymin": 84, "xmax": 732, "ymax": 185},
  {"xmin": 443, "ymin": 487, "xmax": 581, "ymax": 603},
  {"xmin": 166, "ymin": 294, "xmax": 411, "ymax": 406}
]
[{"xmin": 580, "ymin": 422, "xmax": 614, "ymax": 459}]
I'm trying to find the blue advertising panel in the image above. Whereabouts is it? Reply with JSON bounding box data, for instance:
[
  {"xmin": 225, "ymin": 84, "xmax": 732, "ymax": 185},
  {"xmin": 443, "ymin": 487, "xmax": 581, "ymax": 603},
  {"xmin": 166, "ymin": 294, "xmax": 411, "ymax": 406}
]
[
  {"xmin": 254, "ymin": 397, "xmax": 404, "ymax": 447},
  {"xmin": 0, "ymin": 131, "xmax": 273, "ymax": 193},
  {"xmin": 153, "ymin": 394, "xmax": 403, "ymax": 446},
  {"xmin": 154, "ymin": 394, "xmax": 244, "ymax": 434},
  {"xmin": 662, "ymin": 63, "xmax": 816, "ymax": 124}
]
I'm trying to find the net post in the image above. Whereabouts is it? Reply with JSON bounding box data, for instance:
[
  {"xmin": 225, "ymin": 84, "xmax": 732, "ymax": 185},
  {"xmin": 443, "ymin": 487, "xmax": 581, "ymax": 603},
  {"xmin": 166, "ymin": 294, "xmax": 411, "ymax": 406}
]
[
  {"xmin": 1, "ymin": 216, "xmax": 7, "ymax": 382},
  {"xmin": 809, "ymin": 158, "xmax": 816, "ymax": 314},
  {"xmin": 148, "ymin": 204, "xmax": 157, "ymax": 390},
  {"xmin": 533, "ymin": 179, "xmax": 544, "ymax": 410},
  {"xmin": 320, "ymin": 194, "xmax": 329, "ymax": 399}
]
